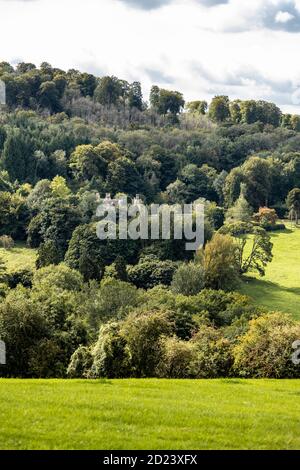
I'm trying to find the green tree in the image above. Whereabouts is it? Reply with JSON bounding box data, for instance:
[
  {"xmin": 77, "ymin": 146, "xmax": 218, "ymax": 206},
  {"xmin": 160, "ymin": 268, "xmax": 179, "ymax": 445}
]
[
  {"xmin": 27, "ymin": 198, "xmax": 82, "ymax": 257},
  {"xmin": 94, "ymin": 76, "xmax": 122, "ymax": 106},
  {"xmin": 70, "ymin": 144, "xmax": 107, "ymax": 181},
  {"xmin": 208, "ymin": 96, "xmax": 230, "ymax": 123},
  {"xmin": 107, "ymin": 157, "xmax": 144, "ymax": 196},
  {"xmin": 229, "ymin": 100, "xmax": 242, "ymax": 123},
  {"xmin": 91, "ymin": 322, "xmax": 132, "ymax": 378},
  {"xmin": 67, "ymin": 346, "xmax": 93, "ymax": 378},
  {"xmin": 128, "ymin": 81, "xmax": 143, "ymax": 110},
  {"xmin": 150, "ymin": 86, "xmax": 184, "ymax": 116},
  {"xmin": 171, "ymin": 262, "xmax": 205, "ymax": 296},
  {"xmin": 226, "ymin": 183, "xmax": 253, "ymax": 222},
  {"xmin": 128, "ymin": 256, "xmax": 176, "ymax": 289},
  {"xmin": 221, "ymin": 224, "xmax": 273, "ymax": 277},
  {"xmin": 242, "ymin": 157, "xmax": 272, "ymax": 209},
  {"xmin": 50, "ymin": 176, "xmax": 71, "ymax": 199},
  {"xmin": 233, "ymin": 313, "xmax": 300, "ymax": 378},
  {"xmin": 1, "ymin": 129, "xmax": 35, "ymax": 182},
  {"xmin": 186, "ymin": 100, "xmax": 208, "ymax": 115},
  {"xmin": 204, "ymin": 233, "xmax": 240, "ymax": 290},
  {"xmin": 224, "ymin": 167, "xmax": 244, "ymax": 207},
  {"xmin": 36, "ymin": 240, "xmax": 62, "ymax": 268},
  {"xmin": 38, "ymin": 81, "xmax": 61, "ymax": 113},
  {"xmin": 286, "ymin": 188, "xmax": 300, "ymax": 224},
  {"xmin": 121, "ymin": 310, "xmax": 173, "ymax": 377},
  {"xmin": 65, "ymin": 223, "xmax": 139, "ymax": 281}
]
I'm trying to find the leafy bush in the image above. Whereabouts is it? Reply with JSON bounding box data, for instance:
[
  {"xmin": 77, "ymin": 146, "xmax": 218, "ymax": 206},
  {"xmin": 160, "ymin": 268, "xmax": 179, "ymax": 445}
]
[
  {"xmin": 233, "ymin": 312, "xmax": 300, "ymax": 378},
  {"xmin": 0, "ymin": 289, "xmax": 49, "ymax": 377},
  {"xmin": 0, "ymin": 265, "xmax": 88, "ymax": 377},
  {"xmin": 80, "ymin": 278, "xmax": 142, "ymax": 333},
  {"xmin": 171, "ymin": 262, "xmax": 205, "ymax": 296},
  {"xmin": 263, "ymin": 223, "xmax": 286, "ymax": 232},
  {"xmin": 121, "ymin": 309, "xmax": 174, "ymax": 377},
  {"xmin": 91, "ymin": 323, "xmax": 132, "ymax": 378},
  {"xmin": 67, "ymin": 346, "xmax": 93, "ymax": 378},
  {"xmin": 206, "ymin": 204, "xmax": 225, "ymax": 230},
  {"xmin": 191, "ymin": 326, "xmax": 233, "ymax": 378},
  {"xmin": 128, "ymin": 256, "xmax": 177, "ymax": 289},
  {"xmin": 28, "ymin": 338, "xmax": 66, "ymax": 378},
  {"xmin": 219, "ymin": 221, "xmax": 253, "ymax": 236},
  {"xmin": 0, "ymin": 235, "xmax": 14, "ymax": 250},
  {"xmin": 32, "ymin": 263, "xmax": 83, "ymax": 292},
  {"xmin": 204, "ymin": 233, "xmax": 240, "ymax": 290},
  {"xmin": 157, "ymin": 336, "xmax": 196, "ymax": 378},
  {"xmin": 253, "ymin": 207, "xmax": 278, "ymax": 226}
]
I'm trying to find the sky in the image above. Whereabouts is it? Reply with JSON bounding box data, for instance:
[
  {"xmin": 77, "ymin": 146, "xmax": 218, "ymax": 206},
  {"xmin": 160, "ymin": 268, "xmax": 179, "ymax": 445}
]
[{"xmin": 1, "ymin": 0, "xmax": 300, "ymax": 112}]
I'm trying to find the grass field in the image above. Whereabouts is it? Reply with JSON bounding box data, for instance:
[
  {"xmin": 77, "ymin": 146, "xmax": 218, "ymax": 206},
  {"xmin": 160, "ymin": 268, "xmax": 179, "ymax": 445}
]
[
  {"xmin": 0, "ymin": 242, "xmax": 37, "ymax": 272},
  {"xmin": 0, "ymin": 378, "xmax": 299, "ymax": 450},
  {"xmin": 239, "ymin": 225, "xmax": 300, "ymax": 320}
]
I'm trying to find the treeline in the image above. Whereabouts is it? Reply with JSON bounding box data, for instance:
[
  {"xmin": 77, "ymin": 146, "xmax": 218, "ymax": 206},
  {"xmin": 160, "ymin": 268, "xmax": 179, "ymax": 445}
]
[{"xmin": 1, "ymin": 61, "xmax": 300, "ymax": 130}]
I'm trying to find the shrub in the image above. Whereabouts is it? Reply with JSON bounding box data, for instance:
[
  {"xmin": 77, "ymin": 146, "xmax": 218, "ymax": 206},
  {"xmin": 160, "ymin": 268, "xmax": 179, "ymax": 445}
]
[
  {"xmin": 253, "ymin": 207, "xmax": 278, "ymax": 227},
  {"xmin": 0, "ymin": 282, "xmax": 8, "ymax": 298},
  {"xmin": 157, "ymin": 336, "xmax": 196, "ymax": 378},
  {"xmin": 264, "ymin": 223, "xmax": 286, "ymax": 232},
  {"xmin": 0, "ymin": 235, "xmax": 14, "ymax": 250},
  {"xmin": 233, "ymin": 312, "xmax": 300, "ymax": 378},
  {"xmin": 191, "ymin": 326, "xmax": 234, "ymax": 378},
  {"xmin": 206, "ymin": 204, "xmax": 225, "ymax": 230},
  {"xmin": 28, "ymin": 339, "xmax": 65, "ymax": 378},
  {"xmin": 80, "ymin": 278, "xmax": 142, "ymax": 333},
  {"xmin": 204, "ymin": 233, "xmax": 240, "ymax": 290},
  {"xmin": 171, "ymin": 262, "xmax": 205, "ymax": 296},
  {"xmin": 36, "ymin": 240, "xmax": 62, "ymax": 268},
  {"xmin": 91, "ymin": 322, "xmax": 132, "ymax": 378},
  {"xmin": 0, "ymin": 289, "xmax": 49, "ymax": 377},
  {"xmin": 67, "ymin": 346, "xmax": 93, "ymax": 378},
  {"xmin": 32, "ymin": 263, "xmax": 83, "ymax": 292},
  {"xmin": 121, "ymin": 309, "xmax": 173, "ymax": 377},
  {"xmin": 128, "ymin": 256, "xmax": 177, "ymax": 289},
  {"xmin": 219, "ymin": 221, "xmax": 253, "ymax": 236},
  {"xmin": 169, "ymin": 310, "xmax": 198, "ymax": 340}
]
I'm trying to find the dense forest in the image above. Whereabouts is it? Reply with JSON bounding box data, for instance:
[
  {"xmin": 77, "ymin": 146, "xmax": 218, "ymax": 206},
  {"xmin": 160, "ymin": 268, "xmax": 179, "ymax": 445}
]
[{"xmin": 1, "ymin": 61, "xmax": 300, "ymax": 380}]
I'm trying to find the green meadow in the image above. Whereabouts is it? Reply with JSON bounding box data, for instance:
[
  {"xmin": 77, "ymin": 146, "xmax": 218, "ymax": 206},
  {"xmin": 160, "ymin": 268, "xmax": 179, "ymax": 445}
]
[
  {"xmin": 239, "ymin": 225, "xmax": 300, "ymax": 320},
  {"xmin": 0, "ymin": 379, "xmax": 299, "ymax": 450},
  {"xmin": 0, "ymin": 242, "xmax": 37, "ymax": 272}
]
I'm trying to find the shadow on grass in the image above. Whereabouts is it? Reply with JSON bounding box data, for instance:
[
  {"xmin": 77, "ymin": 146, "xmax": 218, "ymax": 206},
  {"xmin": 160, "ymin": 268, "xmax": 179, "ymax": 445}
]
[
  {"xmin": 270, "ymin": 229, "xmax": 293, "ymax": 237},
  {"xmin": 242, "ymin": 276, "xmax": 300, "ymax": 296},
  {"xmin": 83, "ymin": 379, "xmax": 113, "ymax": 385},
  {"xmin": 220, "ymin": 379, "xmax": 248, "ymax": 385}
]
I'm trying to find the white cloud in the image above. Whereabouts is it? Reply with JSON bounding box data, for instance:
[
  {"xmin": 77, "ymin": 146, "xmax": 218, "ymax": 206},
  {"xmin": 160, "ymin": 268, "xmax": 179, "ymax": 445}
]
[
  {"xmin": 276, "ymin": 10, "xmax": 295, "ymax": 22},
  {"xmin": 0, "ymin": 0, "xmax": 300, "ymax": 112}
]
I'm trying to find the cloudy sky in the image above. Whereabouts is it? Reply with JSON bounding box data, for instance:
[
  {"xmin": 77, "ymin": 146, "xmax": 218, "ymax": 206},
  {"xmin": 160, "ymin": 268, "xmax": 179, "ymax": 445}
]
[{"xmin": 1, "ymin": 0, "xmax": 300, "ymax": 112}]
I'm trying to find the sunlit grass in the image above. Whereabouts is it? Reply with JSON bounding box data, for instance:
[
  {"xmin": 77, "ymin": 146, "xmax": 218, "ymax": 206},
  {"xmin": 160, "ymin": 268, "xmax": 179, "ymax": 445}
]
[
  {"xmin": 239, "ymin": 225, "xmax": 300, "ymax": 320},
  {"xmin": 0, "ymin": 242, "xmax": 37, "ymax": 272},
  {"xmin": 0, "ymin": 378, "xmax": 300, "ymax": 450}
]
